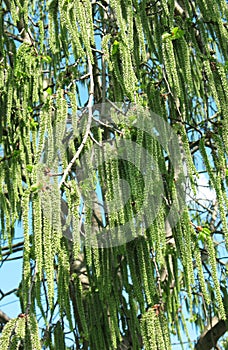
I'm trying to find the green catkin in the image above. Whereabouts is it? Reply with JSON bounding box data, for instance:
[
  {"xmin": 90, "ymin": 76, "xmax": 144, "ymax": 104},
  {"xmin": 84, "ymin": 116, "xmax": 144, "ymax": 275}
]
[
  {"xmin": 57, "ymin": 257, "xmax": 64, "ymax": 317},
  {"xmin": 203, "ymin": 60, "xmax": 221, "ymax": 112},
  {"xmin": 107, "ymin": 295, "xmax": 119, "ymax": 348},
  {"xmin": 110, "ymin": 0, "xmax": 127, "ymax": 38},
  {"xmin": 32, "ymin": 66, "xmax": 40, "ymax": 104},
  {"xmin": 6, "ymin": 78, "xmax": 13, "ymax": 127},
  {"xmin": 83, "ymin": 0, "xmax": 95, "ymax": 46},
  {"xmin": 38, "ymin": 20, "xmax": 45, "ymax": 52},
  {"xmin": 199, "ymin": 140, "xmax": 228, "ymax": 242},
  {"xmin": 182, "ymin": 211, "xmax": 195, "ymax": 286},
  {"xmin": 104, "ymin": 249, "xmax": 113, "ymax": 299},
  {"xmin": 126, "ymin": 0, "xmax": 134, "ymax": 54},
  {"xmin": 105, "ymin": 160, "xmax": 115, "ymax": 229},
  {"xmin": 10, "ymin": 0, "xmax": 19, "ymax": 23},
  {"xmin": 156, "ymin": 211, "xmax": 166, "ymax": 253},
  {"xmin": 127, "ymin": 296, "xmax": 141, "ymax": 349},
  {"xmin": 212, "ymin": 134, "xmax": 226, "ymax": 179},
  {"xmin": 162, "ymin": 39, "xmax": 181, "ymax": 98},
  {"xmin": 102, "ymin": 34, "xmax": 113, "ymax": 70},
  {"xmin": 175, "ymin": 313, "xmax": 183, "ymax": 348},
  {"xmin": 28, "ymin": 314, "xmax": 41, "ymax": 350},
  {"xmin": 33, "ymin": 195, "xmax": 43, "ymax": 277},
  {"xmin": 88, "ymin": 296, "xmax": 105, "ymax": 349},
  {"xmin": 65, "ymin": 6, "xmax": 84, "ymax": 59},
  {"xmin": 134, "ymin": 13, "xmax": 147, "ymax": 62},
  {"xmin": 74, "ymin": 0, "xmax": 94, "ymax": 63},
  {"xmin": 54, "ymin": 321, "xmax": 65, "ymax": 350},
  {"xmin": 213, "ymin": 63, "xmax": 228, "ymax": 113},
  {"xmin": 177, "ymin": 37, "xmax": 193, "ymax": 93},
  {"xmin": 160, "ymin": 0, "xmax": 169, "ymax": 26},
  {"xmin": 58, "ymin": 248, "xmax": 73, "ymax": 329},
  {"xmin": 206, "ymin": 236, "xmax": 226, "ymax": 319},
  {"xmin": 34, "ymin": 103, "xmax": 48, "ymax": 163},
  {"xmin": 154, "ymin": 315, "xmax": 167, "ymax": 350},
  {"xmin": 48, "ymin": 0, "xmax": 59, "ymax": 54},
  {"xmin": 68, "ymin": 85, "xmax": 78, "ymax": 136},
  {"xmin": 127, "ymin": 243, "xmax": 145, "ymax": 312},
  {"xmin": 15, "ymin": 316, "xmax": 26, "ymax": 340},
  {"xmin": 109, "ymin": 158, "xmax": 121, "ymax": 228},
  {"xmin": 194, "ymin": 246, "xmax": 211, "ymax": 305},
  {"xmin": 120, "ymin": 42, "xmax": 137, "ymax": 99},
  {"xmin": 159, "ymin": 313, "xmax": 172, "ymax": 349},
  {"xmin": 216, "ymin": 18, "xmax": 228, "ymax": 59},
  {"xmin": 142, "ymin": 238, "xmax": 156, "ymax": 299},
  {"xmin": 2, "ymin": 316, "xmax": 26, "ymax": 350},
  {"xmin": 50, "ymin": 189, "xmax": 62, "ymax": 252},
  {"xmin": 136, "ymin": 239, "xmax": 152, "ymax": 305},
  {"xmin": 0, "ymin": 318, "xmax": 18, "ymax": 350},
  {"xmin": 92, "ymin": 247, "xmax": 101, "ymax": 280},
  {"xmin": 22, "ymin": 190, "xmax": 31, "ymax": 309},
  {"xmin": 213, "ymin": 63, "xmax": 228, "ymax": 152},
  {"xmin": 111, "ymin": 50, "xmax": 126, "ymax": 98},
  {"xmin": 141, "ymin": 309, "xmax": 157, "ymax": 349},
  {"xmin": 42, "ymin": 191, "xmax": 54, "ymax": 308}
]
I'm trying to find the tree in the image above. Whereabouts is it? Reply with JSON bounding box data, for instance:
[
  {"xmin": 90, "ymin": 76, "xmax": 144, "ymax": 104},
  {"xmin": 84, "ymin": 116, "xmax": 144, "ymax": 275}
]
[{"xmin": 0, "ymin": 0, "xmax": 227, "ymax": 349}]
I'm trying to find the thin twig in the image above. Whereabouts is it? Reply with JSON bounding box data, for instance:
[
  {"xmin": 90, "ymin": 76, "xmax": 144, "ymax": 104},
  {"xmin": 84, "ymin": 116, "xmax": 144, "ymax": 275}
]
[
  {"xmin": 107, "ymin": 99, "xmax": 126, "ymax": 115},
  {"xmin": 25, "ymin": 262, "xmax": 38, "ymax": 314},
  {"xmin": 1, "ymin": 241, "xmax": 24, "ymax": 251},
  {"xmin": 0, "ymin": 288, "xmax": 18, "ymax": 301},
  {"xmin": 89, "ymin": 131, "xmax": 103, "ymax": 147},
  {"xmin": 59, "ymin": 59, "xmax": 94, "ymax": 189},
  {"xmin": 4, "ymin": 30, "xmax": 24, "ymax": 42},
  {"xmin": 151, "ymin": 250, "xmax": 163, "ymax": 305},
  {"xmin": 92, "ymin": 116, "xmax": 123, "ymax": 135}
]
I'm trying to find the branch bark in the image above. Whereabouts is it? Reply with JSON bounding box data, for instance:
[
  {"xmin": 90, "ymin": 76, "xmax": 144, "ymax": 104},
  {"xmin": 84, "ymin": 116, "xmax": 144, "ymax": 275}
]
[
  {"xmin": 0, "ymin": 309, "xmax": 11, "ymax": 324},
  {"xmin": 59, "ymin": 58, "xmax": 94, "ymax": 189},
  {"xmin": 195, "ymin": 317, "xmax": 228, "ymax": 350}
]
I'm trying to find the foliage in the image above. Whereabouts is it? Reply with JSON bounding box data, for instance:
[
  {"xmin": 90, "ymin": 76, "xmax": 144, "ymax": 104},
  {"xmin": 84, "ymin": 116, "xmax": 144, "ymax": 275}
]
[{"xmin": 0, "ymin": 0, "xmax": 228, "ymax": 349}]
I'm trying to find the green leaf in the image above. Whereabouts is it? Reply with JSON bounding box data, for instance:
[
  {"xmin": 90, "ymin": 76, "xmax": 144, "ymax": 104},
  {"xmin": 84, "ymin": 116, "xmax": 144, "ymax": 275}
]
[
  {"xmin": 29, "ymin": 119, "xmax": 39, "ymax": 130},
  {"xmin": 198, "ymin": 227, "xmax": 211, "ymax": 242},
  {"xmin": 162, "ymin": 27, "xmax": 184, "ymax": 41},
  {"xmin": 46, "ymin": 87, "xmax": 53, "ymax": 95},
  {"xmin": 41, "ymin": 55, "xmax": 52, "ymax": 63},
  {"xmin": 26, "ymin": 165, "xmax": 33, "ymax": 173},
  {"xmin": 202, "ymin": 227, "xmax": 211, "ymax": 236},
  {"xmin": 30, "ymin": 182, "xmax": 43, "ymax": 193},
  {"xmin": 171, "ymin": 27, "xmax": 185, "ymax": 40},
  {"xmin": 27, "ymin": 106, "xmax": 33, "ymax": 113},
  {"xmin": 12, "ymin": 150, "xmax": 21, "ymax": 157},
  {"xmin": 112, "ymin": 40, "xmax": 120, "ymax": 56}
]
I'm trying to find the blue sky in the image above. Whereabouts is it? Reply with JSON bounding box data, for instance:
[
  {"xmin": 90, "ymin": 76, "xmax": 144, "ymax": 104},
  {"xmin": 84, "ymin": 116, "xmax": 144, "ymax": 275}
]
[{"xmin": 0, "ymin": 225, "xmax": 23, "ymax": 318}]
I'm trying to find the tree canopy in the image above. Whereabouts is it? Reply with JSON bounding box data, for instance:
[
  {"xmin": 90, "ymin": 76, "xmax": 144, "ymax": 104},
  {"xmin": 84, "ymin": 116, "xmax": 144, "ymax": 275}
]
[{"xmin": 0, "ymin": 0, "xmax": 228, "ymax": 349}]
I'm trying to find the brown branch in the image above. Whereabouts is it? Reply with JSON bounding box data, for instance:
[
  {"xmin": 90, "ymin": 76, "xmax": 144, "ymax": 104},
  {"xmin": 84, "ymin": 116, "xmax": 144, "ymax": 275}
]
[
  {"xmin": 92, "ymin": 115, "xmax": 123, "ymax": 135},
  {"xmin": 0, "ymin": 288, "xmax": 18, "ymax": 301},
  {"xmin": 1, "ymin": 241, "xmax": 24, "ymax": 251},
  {"xmin": 0, "ymin": 309, "xmax": 11, "ymax": 324},
  {"xmin": 151, "ymin": 250, "xmax": 163, "ymax": 305},
  {"xmin": 4, "ymin": 30, "xmax": 24, "ymax": 43},
  {"xmin": 25, "ymin": 263, "xmax": 38, "ymax": 314},
  {"xmin": 195, "ymin": 317, "xmax": 228, "ymax": 350},
  {"xmin": 59, "ymin": 58, "xmax": 94, "ymax": 188}
]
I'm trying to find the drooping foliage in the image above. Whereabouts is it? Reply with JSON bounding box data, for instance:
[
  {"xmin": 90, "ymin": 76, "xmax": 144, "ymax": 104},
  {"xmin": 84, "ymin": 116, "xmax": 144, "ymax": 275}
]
[{"xmin": 0, "ymin": 0, "xmax": 228, "ymax": 349}]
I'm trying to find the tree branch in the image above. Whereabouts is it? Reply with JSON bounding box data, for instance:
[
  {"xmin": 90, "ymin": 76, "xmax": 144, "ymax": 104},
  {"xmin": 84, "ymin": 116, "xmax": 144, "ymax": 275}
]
[
  {"xmin": 59, "ymin": 58, "xmax": 94, "ymax": 189},
  {"xmin": 195, "ymin": 317, "xmax": 228, "ymax": 350},
  {"xmin": 0, "ymin": 309, "xmax": 11, "ymax": 324}
]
